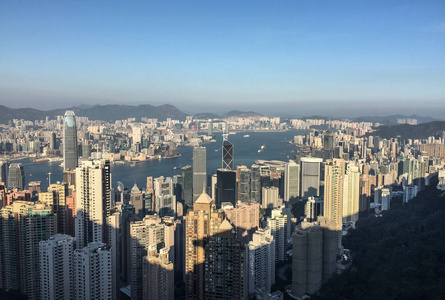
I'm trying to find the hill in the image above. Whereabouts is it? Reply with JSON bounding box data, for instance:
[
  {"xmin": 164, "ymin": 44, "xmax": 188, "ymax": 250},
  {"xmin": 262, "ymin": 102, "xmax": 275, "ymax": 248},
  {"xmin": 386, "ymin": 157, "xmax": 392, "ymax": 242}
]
[
  {"xmin": 368, "ymin": 121, "xmax": 445, "ymax": 140},
  {"xmin": 312, "ymin": 180, "xmax": 445, "ymax": 299},
  {"xmin": 223, "ymin": 110, "xmax": 263, "ymax": 118},
  {"xmin": 354, "ymin": 114, "xmax": 436, "ymax": 125},
  {"xmin": 0, "ymin": 104, "xmax": 187, "ymax": 124}
]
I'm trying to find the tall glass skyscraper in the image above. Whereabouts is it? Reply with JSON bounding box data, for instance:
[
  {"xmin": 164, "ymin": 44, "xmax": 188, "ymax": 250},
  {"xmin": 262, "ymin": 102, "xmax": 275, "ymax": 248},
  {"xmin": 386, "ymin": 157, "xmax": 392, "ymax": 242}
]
[
  {"xmin": 192, "ymin": 147, "xmax": 207, "ymax": 202},
  {"xmin": 0, "ymin": 160, "xmax": 9, "ymax": 186},
  {"xmin": 63, "ymin": 111, "xmax": 78, "ymax": 171},
  {"xmin": 222, "ymin": 133, "xmax": 234, "ymax": 170},
  {"xmin": 8, "ymin": 163, "xmax": 25, "ymax": 190}
]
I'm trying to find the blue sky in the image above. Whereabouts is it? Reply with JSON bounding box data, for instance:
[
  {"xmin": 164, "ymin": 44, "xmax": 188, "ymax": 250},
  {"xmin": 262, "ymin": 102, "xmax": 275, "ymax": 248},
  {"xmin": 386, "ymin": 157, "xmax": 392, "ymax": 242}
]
[{"xmin": 0, "ymin": 1, "xmax": 444, "ymax": 117}]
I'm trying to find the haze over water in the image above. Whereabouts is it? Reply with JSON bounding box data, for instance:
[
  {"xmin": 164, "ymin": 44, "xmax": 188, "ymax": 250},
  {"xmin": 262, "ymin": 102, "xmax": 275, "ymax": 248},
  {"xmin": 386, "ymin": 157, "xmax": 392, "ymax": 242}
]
[{"xmin": 21, "ymin": 130, "xmax": 308, "ymax": 191}]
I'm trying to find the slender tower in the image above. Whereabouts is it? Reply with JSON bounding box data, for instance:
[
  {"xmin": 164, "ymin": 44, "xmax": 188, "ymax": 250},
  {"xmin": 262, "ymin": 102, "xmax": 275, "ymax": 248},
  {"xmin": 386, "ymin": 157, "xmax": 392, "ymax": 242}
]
[
  {"xmin": 222, "ymin": 133, "xmax": 234, "ymax": 170},
  {"xmin": 75, "ymin": 160, "xmax": 111, "ymax": 249},
  {"xmin": 7, "ymin": 163, "xmax": 25, "ymax": 190},
  {"xmin": 192, "ymin": 147, "xmax": 207, "ymax": 202},
  {"xmin": 63, "ymin": 111, "xmax": 78, "ymax": 171}
]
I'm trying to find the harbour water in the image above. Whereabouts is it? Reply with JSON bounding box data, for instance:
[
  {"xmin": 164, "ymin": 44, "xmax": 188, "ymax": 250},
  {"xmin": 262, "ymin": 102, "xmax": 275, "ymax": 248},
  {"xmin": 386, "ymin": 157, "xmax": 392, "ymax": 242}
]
[{"xmin": 18, "ymin": 130, "xmax": 308, "ymax": 190}]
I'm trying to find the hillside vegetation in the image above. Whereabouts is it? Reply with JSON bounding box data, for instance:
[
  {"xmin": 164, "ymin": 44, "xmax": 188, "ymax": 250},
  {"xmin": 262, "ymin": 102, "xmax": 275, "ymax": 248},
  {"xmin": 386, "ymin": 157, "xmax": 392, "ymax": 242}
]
[{"xmin": 313, "ymin": 180, "xmax": 445, "ymax": 299}]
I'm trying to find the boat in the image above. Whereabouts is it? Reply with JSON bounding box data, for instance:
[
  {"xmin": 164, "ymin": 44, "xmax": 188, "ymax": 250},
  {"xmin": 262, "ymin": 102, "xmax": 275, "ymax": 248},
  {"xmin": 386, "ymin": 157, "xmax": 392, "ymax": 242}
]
[
  {"xmin": 258, "ymin": 150, "xmax": 261, "ymax": 153},
  {"xmin": 48, "ymin": 157, "xmax": 62, "ymax": 162},
  {"xmin": 243, "ymin": 134, "xmax": 250, "ymax": 138},
  {"xmin": 35, "ymin": 158, "xmax": 49, "ymax": 163},
  {"xmin": 229, "ymin": 132, "xmax": 236, "ymax": 135},
  {"xmin": 261, "ymin": 145, "xmax": 265, "ymax": 150},
  {"xmin": 215, "ymin": 149, "xmax": 219, "ymax": 152}
]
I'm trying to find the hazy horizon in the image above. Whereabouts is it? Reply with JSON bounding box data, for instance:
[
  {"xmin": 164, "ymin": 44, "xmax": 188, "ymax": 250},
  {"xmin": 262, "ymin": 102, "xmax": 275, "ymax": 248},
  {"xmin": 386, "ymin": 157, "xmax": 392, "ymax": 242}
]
[{"xmin": 1, "ymin": 101, "xmax": 443, "ymax": 120}]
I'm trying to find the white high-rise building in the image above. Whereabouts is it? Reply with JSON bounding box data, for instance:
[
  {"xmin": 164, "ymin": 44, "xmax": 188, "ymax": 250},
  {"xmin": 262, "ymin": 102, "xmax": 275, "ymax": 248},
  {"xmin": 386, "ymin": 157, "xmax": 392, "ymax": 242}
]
[
  {"xmin": 262, "ymin": 186, "xmax": 280, "ymax": 209},
  {"xmin": 39, "ymin": 234, "xmax": 75, "ymax": 300},
  {"xmin": 267, "ymin": 208, "xmax": 291, "ymax": 261},
  {"xmin": 342, "ymin": 165, "xmax": 360, "ymax": 224},
  {"xmin": 75, "ymin": 159, "xmax": 112, "ymax": 249},
  {"xmin": 74, "ymin": 242, "xmax": 112, "ymax": 300},
  {"xmin": 246, "ymin": 227, "xmax": 275, "ymax": 295},
  {"xmin": 132, "ymin": 123, "xmax": 142, "ymax": 146},
  {"xmin": 284, "ymin": 160, "xmax": 300, "ymax": 202}
]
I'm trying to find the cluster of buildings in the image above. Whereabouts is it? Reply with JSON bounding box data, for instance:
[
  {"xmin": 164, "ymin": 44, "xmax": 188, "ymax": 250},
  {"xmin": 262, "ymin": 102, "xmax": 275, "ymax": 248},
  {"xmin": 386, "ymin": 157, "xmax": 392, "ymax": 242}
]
[
  {"xmin": 0, "ymin": 111, "xmax": 444, "ymax": 300},
  {"xmin": 0, "ymin": 112, "xmax": 377, "ymax": 165}
]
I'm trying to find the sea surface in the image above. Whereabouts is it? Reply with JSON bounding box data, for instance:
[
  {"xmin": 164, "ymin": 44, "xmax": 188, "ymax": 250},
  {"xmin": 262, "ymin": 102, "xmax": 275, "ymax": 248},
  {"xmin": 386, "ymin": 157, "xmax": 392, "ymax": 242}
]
[{"xmin": 19, "ymin": 130, "xmax": 308, "ymax": 191}]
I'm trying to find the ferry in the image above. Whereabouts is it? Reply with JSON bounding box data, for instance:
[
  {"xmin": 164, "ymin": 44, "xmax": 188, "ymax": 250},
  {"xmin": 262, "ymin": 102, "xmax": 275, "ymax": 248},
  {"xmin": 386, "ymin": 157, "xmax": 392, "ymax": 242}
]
[
  {"xmin": 48, "ymin": 157, "xmax": 63, "ymax": 162},
  {"xmin": 35, "ymin": 158, "xmax": 49, "ymax": 163}
]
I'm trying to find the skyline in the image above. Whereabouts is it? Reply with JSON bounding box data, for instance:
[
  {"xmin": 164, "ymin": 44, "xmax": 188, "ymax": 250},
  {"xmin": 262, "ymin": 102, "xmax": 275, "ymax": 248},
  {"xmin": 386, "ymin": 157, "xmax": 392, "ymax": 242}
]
[{"xmin": 1, "ymin": 1, "xmax": 444, "ymax": 117}]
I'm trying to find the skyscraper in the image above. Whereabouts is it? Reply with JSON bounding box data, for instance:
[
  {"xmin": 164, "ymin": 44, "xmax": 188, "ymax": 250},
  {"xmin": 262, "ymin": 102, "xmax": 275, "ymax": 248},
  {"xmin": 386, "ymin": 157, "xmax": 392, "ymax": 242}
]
[
  {"xmin": 142, "ymin": 245, "xmax": 174, "ymax": 300},
  {"xmin": 8, "ymin": 163, "xmax": 25, "ymax": 190},
  {"xmin": 74, "ymin": 242, "xmax": 112, "ymax": 300},
  {"xmin": 132, "ymin": 123, "xmax": 142, "ymax": 146},
  {"xmin": 49, "ymin": 132, "xmax": 57, "ymax": 150},
  {"xmin": 292, "ymin": 224, "xmax": 322, "ymax": 297},
  {"xmin": 284, "ymin": 160, "xmax": 300, "ymax": 202},
  {"xmin": 47, "ymin": 182, "xmax": 69, "ymax": 234},
  {"xmin": 215, "ymin": 169, "xmax": 236, "ymax": 207},
  {"xmin": 130, "ymin": 183, "xmax": 144, "ymax": 218},
  {"xmin": 39, "ymin": 234, "xmax": 75, "ymax": 300},
  {"xmin": 323, "ymin": 127, "xmax": 334, "ymax": 159},
  {"xmin": 0, "ymin": 160, "xmax": 9, "ymax": 185},
  {"xmin": 153, "ymin": 176, "xmax": 176, "ymax": 217},
  {"xmin": 75, "ymin": 159, "xmax": 111, "ymax": 249},
  {"xmin": 63, "ymin": 111, "xmax": 78, "ymax": 171},
  {"xmin": 222, "ymin": 134, "xmax": 234, "ymax": 170},
  {"xmin": 324, "ymin": 158, "xmax": 345, "ymax": 252},
  {"xmin": 238, "ymin": 167, "xmax": 251, "ymax": 203},
  {"xmin": 342, "ymin": 164, "xmax": 360, "ymax": 224},
  {"xmin": 223, "ymin": 201, "xmax": 260, "ymax": 244},
  {"xmin": 129, "ymin": 215, "xmax": 175, "ymax": 300},
  {"xmin": 300, "ymin": 157, "xmax": 323, "ymax": 199},
  {"xmin": 185, "ymin": 192, "xmax": 223, "ymax": 300},
  {"xmin": 203, "ymin": 219, "xmax": 246, "ymax": 300},
  {"xmin": 250, "ymin": 165, "xmax": 261, "ymax": 203},
  {"xmin": 246, "ymin": 227, "xmax": 275, "ymax": 296},
  {"xmin": 180, "ymin": 165, "xmax": 193, "ymax": 207},
  {"xmin": 0, "ymin": 201, "xmax": 56, "ymax": 300},
  {"xmin": 193, "ymin": 147, "xmax": 207, "ymax": 202},
  {"xmin": 267, "ymin": 208, "xmax": 291, "ymax": 262},
  {"xmin": 262, "ymin": 186, "xmax": 280, "ymax": 209}
]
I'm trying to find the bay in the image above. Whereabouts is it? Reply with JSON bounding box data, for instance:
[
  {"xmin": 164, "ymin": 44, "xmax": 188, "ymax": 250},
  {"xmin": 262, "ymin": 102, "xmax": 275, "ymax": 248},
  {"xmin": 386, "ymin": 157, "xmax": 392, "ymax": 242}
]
[{"xmin": 19, "ymin": 130, "xmax": 308, "ymax": 191}]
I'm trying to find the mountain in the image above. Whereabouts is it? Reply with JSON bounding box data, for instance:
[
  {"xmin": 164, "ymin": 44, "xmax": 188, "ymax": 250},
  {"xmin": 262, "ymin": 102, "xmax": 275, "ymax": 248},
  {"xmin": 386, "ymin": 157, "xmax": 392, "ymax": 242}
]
[
  {"xmin": 368, "ymin": 121, "xmax": 445, "ymax": 140},
  {"xmin": 223, "ymin": 110, "xmax": 264, "ymax": 118},
  {"xmin": 194, "ymin": 113, "xmax": 221, "ymax": 120},
  {"xmin": 354, "ymin": 114, "xmax": 436, "ymax": 125},
  {"xmin": 0, "ymin": 104, "xmax": 187, "ymax": 124}
]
